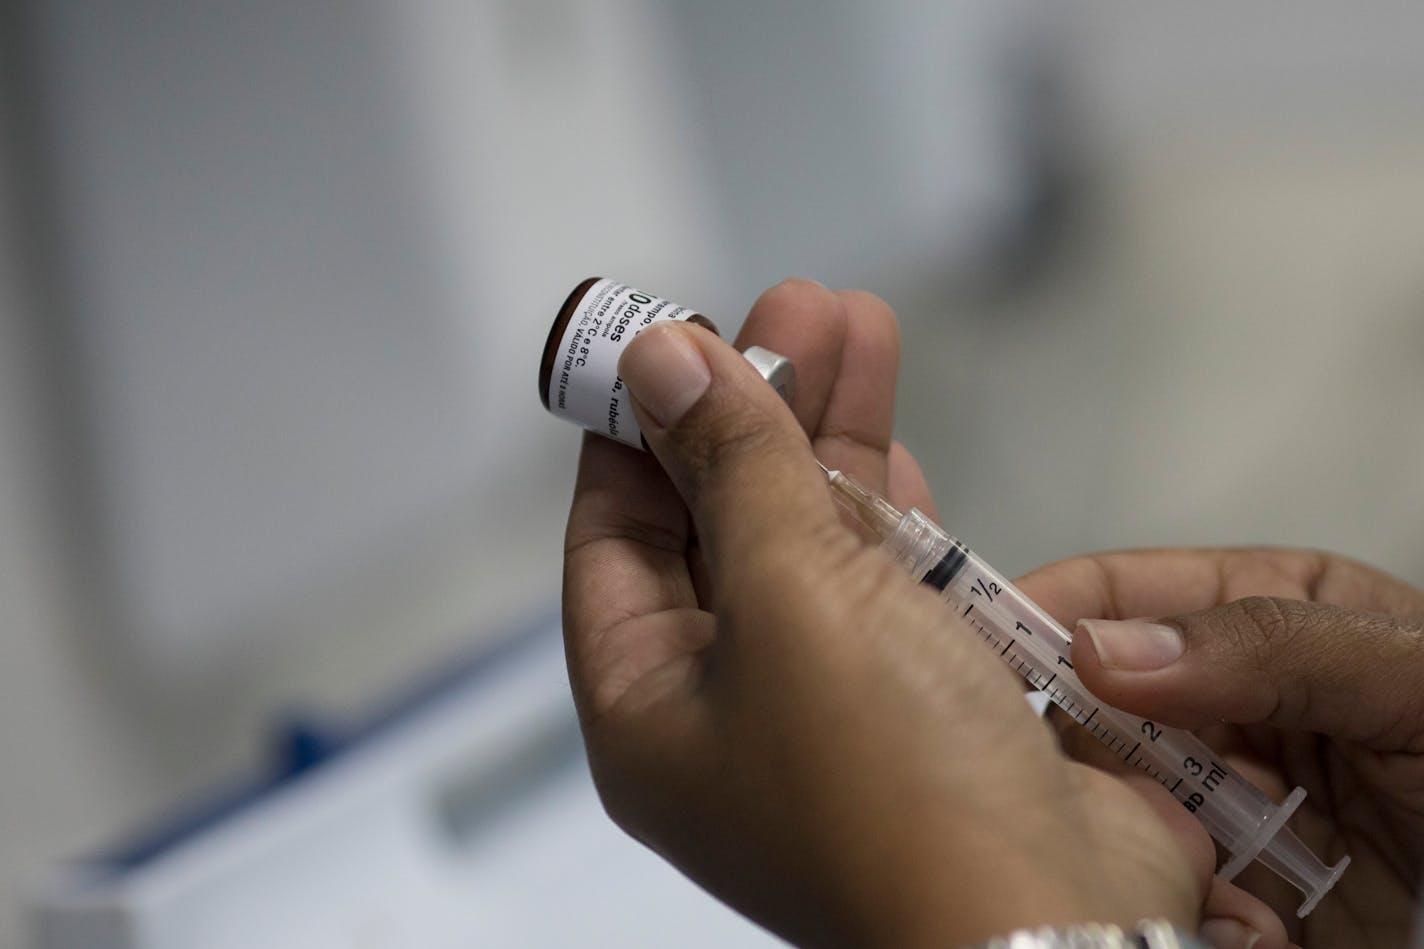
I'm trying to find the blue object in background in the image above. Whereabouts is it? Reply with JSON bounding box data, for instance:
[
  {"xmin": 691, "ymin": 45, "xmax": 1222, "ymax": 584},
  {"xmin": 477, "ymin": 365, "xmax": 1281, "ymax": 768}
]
[{"xmin": 33, "ymin": 616, "xmax": 785, "ymax": 948}]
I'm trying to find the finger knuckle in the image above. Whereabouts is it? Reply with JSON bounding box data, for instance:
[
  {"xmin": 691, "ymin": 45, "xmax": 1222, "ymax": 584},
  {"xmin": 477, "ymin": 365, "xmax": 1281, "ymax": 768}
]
[
  {"xmin": 707, "ymin": 405, "xmax": 782, "ymax": 463},
  {"xmin": 762, "ymin": 276, "xmax": 836, "ymax": 309},
  {"xmin": 565, "ymin": 511, "xmax": 685, "ymax": 560},
  {"xmin": 834, "ymin": 288, "xmax": 899, "ymax": 331},
  {"xmin": 816, "ymin": 427, "xmax": 892, "ymax": 459},
  {"xmin": 669, "ymin": 411, "xmax": 776, "ymax": 503},
  {"xmin": 1227, "ymin": 596, "xmax": 1306, "ymax": 662}
]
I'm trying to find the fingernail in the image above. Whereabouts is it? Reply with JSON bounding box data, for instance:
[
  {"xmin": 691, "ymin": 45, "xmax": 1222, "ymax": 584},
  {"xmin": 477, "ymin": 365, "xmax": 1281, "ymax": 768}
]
[
  {"xmin": 617, "ymin": 323, "xmax": 711, "ymax": 428},
  {"xmin": 1200, "ymin": 917, "xmax": 1260, "ymax": 949},
  {"xmin": 1077, "ymin": 618, "xmax": 1184, "ymax": 671}
]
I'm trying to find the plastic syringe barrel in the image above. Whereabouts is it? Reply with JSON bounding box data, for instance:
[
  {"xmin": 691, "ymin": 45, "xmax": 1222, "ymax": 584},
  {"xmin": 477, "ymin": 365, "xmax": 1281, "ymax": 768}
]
[{"xmin": 881, "ymin": 507, "xmax": 1349, "ymax": 917}]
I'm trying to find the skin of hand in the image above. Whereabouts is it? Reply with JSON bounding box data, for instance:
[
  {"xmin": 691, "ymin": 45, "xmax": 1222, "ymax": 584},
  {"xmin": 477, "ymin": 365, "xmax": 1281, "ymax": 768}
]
[
  {"xmin": 562, "ymin": 280, "xmax": 1210, "ymax": 947},
  {"xmin": 1016, "ymin": 549, "xmax": 1424, "ymax": 948}
]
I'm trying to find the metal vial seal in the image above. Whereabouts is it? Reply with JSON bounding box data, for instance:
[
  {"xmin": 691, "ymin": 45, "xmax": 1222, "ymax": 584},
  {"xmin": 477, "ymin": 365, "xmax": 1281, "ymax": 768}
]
[{"xmin": 538, "ymin": 277, "xmax": 794, "ymax": 448}]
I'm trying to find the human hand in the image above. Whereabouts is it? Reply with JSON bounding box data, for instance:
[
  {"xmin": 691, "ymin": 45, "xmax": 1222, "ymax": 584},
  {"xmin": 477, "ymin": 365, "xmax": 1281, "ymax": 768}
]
[
  {"xmin": 1019, "ymin": 548, "xmax": 1424, "ymax": 947},
  {"xmin": 562, "ymin": 280, "xmax": 1207, "ymax": 946}
]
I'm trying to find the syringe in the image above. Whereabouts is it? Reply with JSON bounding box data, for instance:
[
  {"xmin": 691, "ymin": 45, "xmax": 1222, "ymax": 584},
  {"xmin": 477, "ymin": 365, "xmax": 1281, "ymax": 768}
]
[{"xmin": 819, "ymin": 463, "xmax": 1349, "ymax": 917}]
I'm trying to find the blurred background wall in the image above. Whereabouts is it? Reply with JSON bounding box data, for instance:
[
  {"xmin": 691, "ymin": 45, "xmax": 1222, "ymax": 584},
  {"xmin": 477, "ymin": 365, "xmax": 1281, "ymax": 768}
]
[{"xmin": 1, "ymin": 2, "xmax": 1422, "ymax": 945}]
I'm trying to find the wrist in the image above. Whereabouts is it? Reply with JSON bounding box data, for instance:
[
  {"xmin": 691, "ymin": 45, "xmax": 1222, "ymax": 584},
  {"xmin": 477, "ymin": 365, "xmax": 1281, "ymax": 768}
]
[{"xmin": 864, "ymin": 851, "xmax": 1113, "ymax": 947}]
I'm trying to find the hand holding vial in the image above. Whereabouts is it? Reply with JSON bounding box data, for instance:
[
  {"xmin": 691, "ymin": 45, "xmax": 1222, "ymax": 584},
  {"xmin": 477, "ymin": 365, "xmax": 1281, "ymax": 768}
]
[{"xmin": 552, "ymin": 278, "xmax": 1424, "ymax": 948}]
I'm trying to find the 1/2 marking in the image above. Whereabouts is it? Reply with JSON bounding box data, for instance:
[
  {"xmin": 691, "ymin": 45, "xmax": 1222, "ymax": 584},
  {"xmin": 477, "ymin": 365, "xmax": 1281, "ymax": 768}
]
[{"xmin": 970, "ymin": 577, "xmax": 1002, "ymax": 601}]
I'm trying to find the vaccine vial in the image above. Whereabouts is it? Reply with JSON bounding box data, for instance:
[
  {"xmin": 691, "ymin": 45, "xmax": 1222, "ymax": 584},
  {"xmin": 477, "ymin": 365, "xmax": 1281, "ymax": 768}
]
[
  {"xmin": 540, "ymin": 277, "xmax": 795, "ymax": 450},
  {"xmin": 538, "ymin": 278, "xmax": 716, "ymax": 449}
]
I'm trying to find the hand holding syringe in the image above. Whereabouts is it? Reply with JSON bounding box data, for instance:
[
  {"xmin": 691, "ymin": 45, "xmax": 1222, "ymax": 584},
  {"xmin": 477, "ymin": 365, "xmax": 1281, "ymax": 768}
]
[
  {"xmin": 548, "ymin": 279, "xmax": 1424, "ymax": 942},
  {"xmin": 817, "ymin": 461, "xmax": 1350, "ymax": 917}
]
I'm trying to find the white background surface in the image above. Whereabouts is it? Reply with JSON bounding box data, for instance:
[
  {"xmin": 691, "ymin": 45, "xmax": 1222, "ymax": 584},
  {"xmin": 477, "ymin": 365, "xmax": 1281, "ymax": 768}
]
[{"xmin": 34, "ymin": 629, "xmax": 786, "ymax": 948}]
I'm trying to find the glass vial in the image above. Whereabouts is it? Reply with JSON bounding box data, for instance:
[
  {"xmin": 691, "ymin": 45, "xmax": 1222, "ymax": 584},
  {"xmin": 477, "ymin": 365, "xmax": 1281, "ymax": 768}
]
[
  {"xmin": 539, "ymin": 277, "xmax": 795, "ymax": 449},
  {"xmin": 538, "ymin": 277, "xmax": 717, "ymax": 448}
]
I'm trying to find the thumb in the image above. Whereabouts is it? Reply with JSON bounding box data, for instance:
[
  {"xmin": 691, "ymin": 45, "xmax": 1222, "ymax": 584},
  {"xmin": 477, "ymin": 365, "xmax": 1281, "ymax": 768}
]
[
  {"xmin": 1071, "ymin": 597, "xmax": 1424, "ymax": 749},
  {"xmin": 617, "ymin": 321, "xmax": 844, "ymax": 596}
]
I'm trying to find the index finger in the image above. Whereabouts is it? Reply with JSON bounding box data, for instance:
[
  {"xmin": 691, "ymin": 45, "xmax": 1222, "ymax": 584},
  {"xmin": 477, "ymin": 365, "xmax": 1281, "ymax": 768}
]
[
  {"xmin": 563, "ymin": 433, "xmax": 703, "ymax": 718},
  {"xmin": 732, "ymin": 281, "xmax": 904, "ymax": 500},
  {"xmin": 1016, "ymin": 546, "xmax": 1424, "ymax": 627}
]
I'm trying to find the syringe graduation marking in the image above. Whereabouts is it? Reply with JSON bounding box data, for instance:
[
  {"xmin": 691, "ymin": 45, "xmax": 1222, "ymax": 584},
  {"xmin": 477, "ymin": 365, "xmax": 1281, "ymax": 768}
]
[
  {"xmin": 821, "ymin": 464, "xmax": 1348, "ymax": 914},
  {"xmin": 935, "ymin": 561, "xmax": 1250, "ymax": 806},
  {"xmin": 949, "ymin": 580, "xmax": 1151, "ymax": 770}
]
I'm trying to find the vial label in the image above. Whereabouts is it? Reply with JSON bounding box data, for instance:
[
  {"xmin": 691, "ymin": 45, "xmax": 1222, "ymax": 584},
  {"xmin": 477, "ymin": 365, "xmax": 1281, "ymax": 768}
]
[{"xmin": 548, "ymin": 278, "xmax": 698, "ymax": 447}]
